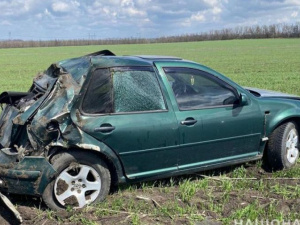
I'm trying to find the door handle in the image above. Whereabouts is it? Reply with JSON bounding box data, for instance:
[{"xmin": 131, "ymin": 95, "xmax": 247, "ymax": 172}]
[
  {"xmin": 181, "ymin": 119, "xmax": 197, "ymax": 126},
  {"xmin": 94, "ymin": 125, "xmax": 115, "ymax": 133}
]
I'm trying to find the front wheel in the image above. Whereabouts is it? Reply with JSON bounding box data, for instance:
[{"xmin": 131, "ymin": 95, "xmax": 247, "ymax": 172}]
[
  {"xmin": 267, "ymin": 122, "xmax": 299, "ymax": 170},
  {"xmin": 42, "ymin": 151, "xmax": 111, "ymax": 210}
]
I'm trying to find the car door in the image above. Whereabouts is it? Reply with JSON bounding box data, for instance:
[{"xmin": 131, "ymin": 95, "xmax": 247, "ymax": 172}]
[
  {"xmin": 72, "ymin": 66, "xmax": 179, "ymax": 179},
  {"xmin": 155, "ymin": 62, "xmax": 264, "ymax": 169}
]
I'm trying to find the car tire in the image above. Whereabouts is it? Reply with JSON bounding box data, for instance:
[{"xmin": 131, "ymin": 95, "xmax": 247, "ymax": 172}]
[
  {"xmin": 267, "ymin": 122, "xmax": 299, "ymax": 170},
  {"xmin": 42, "ymin": 151, "xmax": 111, "ymax": 210}
]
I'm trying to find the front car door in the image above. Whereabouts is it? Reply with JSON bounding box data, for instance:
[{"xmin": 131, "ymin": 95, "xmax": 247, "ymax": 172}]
[
  {"xmin": 73, "ymin": 66, "xmax": 179, "ymax": 179},
  {"xmin": 155, "ymin": 62, "xmax": 264, "ymax": 170}
]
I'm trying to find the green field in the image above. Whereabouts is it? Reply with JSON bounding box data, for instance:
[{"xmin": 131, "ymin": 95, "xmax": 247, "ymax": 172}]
[
  {"xmin": 0, "ymin": 39, "xmax": 300, "ymax": 95},
  {"xmin": 1, "ymin": 39, "xmax": 300, "ymax": 224}
]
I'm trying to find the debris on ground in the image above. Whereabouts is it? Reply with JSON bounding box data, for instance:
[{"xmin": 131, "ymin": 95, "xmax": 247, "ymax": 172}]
[{"xmin": 0, "ymin": 192, "xmax": 22, "ymax": 224}]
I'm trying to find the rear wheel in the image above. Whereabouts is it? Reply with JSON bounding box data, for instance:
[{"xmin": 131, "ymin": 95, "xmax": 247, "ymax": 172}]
[
  {"xmin": 42, "ymin": 151, "xmax": 111, "ymax": 210},
  {"xmin": 267, "ymin": 122, "xmax": 299, "ymax": 170}
]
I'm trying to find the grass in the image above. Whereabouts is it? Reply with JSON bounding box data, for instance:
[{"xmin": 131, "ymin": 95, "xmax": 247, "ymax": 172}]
[
  {"xmin": 1, "ymin": 39, "xmax": 300, "ymax": 224},
  {"xmin": 0, "ymin": 39, "xmax": 300, "ymax": 95},
  {"xmin": 85, "ymin": 161, "xmax": 300, "ymax": 224},
  {"xmin": 11, "ymin": 160, "xmax": 300, "ymax": 224}
]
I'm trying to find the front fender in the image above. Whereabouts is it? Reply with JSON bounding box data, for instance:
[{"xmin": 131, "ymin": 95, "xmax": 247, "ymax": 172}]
[{"xmin": 266, "ymin": 105, "xmax": 300, "ymax": 135}]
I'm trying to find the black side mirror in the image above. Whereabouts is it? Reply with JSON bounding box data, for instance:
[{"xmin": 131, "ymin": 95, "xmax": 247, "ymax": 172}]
[{"xmin": 240, "ymin": 93, "xmax": 249, "ymax": 106}]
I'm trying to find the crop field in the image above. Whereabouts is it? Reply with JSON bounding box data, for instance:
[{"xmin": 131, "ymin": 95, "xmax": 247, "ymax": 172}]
[
  {"xmin": 1, "ymin": 39, "xmax": 300, "ymax": 95},
  {"xmin": 0, "ymin": 39, "xmax": 300, "ymax": 224}
]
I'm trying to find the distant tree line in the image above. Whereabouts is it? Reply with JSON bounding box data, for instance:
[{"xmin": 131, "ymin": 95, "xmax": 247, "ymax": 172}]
[{"xmin": 1, "ymin": 23, "xmax": 299, "ymax": 49}]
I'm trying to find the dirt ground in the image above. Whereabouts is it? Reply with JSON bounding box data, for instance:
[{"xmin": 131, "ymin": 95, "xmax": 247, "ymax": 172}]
[{"xmin": 0, "ymin": 162, "xmax": 299, "ymax": 225}]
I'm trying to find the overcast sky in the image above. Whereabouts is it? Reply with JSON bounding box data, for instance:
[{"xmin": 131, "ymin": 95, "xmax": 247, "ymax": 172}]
[{"xmin": 1, "ymin": 0, "xmax": 300, "ymax": 40}]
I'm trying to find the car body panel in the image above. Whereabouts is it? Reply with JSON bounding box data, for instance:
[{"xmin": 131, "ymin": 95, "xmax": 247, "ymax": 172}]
[
  {"xmin": 71, "ymin": 65, "xmax": 180, "ymax": 179},
  {"xmin": 72, "ymin": 110, "xmax": 180, "ymax": 179},
  {"xmin": 245, "ymin": 87, "xmax": 300, "ymax": 99},
  {"xmin": 0, "ymin": 156, "xmax": 55, "ymax": 195},
  {"xmin": 256, "ymin": 98, "xmax": 300, "ymax": 135},
  {"xmin": 154, "ymin": 61, "xmax": 265, "ymax": 168},
  {"xmin": 244, "ymin": 87, "xmax": 300, "ymax": 135}
]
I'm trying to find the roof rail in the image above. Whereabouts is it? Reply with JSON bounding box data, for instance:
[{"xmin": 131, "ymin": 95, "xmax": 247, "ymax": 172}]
[
  {"xmin": 85, "ymin": 50, "xmax": 115, "ymax": 57},
  {"xmin": 133, "ymin": 55, "xmax": 182, "ymax": 60}
]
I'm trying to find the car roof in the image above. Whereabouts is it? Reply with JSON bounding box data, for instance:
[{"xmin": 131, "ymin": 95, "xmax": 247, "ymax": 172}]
[
  {"xmin": 88, "ymin": 55, "xmax": 183, "ymax": 68},
  {"xmin": 132, "ymin": 55, "xmax": 182, "ymax": 60},
  {"xmin": 57, "ymin": 50, "xmax": 231, "ymax": 87},
  {"xmin": 58, "ymin": 50, "xmax": 186, "ymax": 78}
]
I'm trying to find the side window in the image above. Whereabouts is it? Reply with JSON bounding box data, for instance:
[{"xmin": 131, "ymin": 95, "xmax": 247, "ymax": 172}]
[
  {"xmin": 112, "ymin": 68, "xmax": 166, "ymax": 112},
  {"xmin": 164, "ymin": 67, "xmax": 238, "ymax": 110},
  {"xmin": 82, "ymin": 67, "xmax": 166, "ymax": 114}
]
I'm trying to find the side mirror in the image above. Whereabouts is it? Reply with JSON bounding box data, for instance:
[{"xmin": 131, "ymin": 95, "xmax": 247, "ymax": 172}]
[{"xmin": 240, "ymin": 93, "xmax": 249, "ymax": 106}]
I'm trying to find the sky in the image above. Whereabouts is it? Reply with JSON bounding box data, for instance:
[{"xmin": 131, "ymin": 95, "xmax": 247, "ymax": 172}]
[{"xmin": 0, "ymin": 0, "xmax": 300, "ymax": 40}]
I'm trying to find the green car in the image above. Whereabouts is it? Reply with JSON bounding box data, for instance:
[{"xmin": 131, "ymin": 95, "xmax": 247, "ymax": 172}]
[{"xmin": 0, "ymin": 50, "xmax": 298, "ymax": 210}]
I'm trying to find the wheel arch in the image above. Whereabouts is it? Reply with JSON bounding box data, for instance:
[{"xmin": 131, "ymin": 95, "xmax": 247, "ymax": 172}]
[
  {"xmin": 267, "ymin": 116, "xmax": 300, "ymax": 136},
  {"xmin": 263, "ymin": 116, "xmax": 300, "ymax": 159},
  {"xmin": 47, "ymin": 144, "xmax": 127, "ymax": 186}
]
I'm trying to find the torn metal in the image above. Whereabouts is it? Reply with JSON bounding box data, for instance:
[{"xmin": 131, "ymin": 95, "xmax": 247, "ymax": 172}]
[{"xmin": 0, "ymin": 50, "xmax": 115, "ymax": 196}]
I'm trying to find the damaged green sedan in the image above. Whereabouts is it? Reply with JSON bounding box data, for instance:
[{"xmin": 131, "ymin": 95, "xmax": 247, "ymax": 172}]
[{"xmin": 0, "ymin": 50, "xmax": 299, "ymax": 210}]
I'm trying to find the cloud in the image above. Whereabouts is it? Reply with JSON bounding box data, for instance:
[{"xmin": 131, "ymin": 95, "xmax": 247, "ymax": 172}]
[
  {"xmin": 291, "ymin": 11, "xmax": 298, "ymax": 18},
  {"xmin": 121, "ymin": 0, "xmax": 134, "ymax": 7},
  {"xmin": 1, "ymin": 20, "xmax": 12, "ymax": 26},
  {"xmin": 191, "ymin": 12, "xmax": 206, "ymax": 22},
  {"xmin": 125, "ymin": 7, "xmax": 146, "ymax": 17},
  {"xmin": 212, "ymin": 7, "xmax": 222, "ymax": 15},
  {"xmin": 52, "ymin": 2, "xmax": 69, "ymax": 12},
  {"xmin": 0, "ymin": 0, "xmax": 299, "ymax": 40}
]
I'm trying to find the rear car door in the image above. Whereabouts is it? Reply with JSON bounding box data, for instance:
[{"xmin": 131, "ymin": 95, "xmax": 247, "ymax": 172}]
[
  {"xmin": 155, "ymin": 62, "xmax": 264, "ymax": 169},
  {"xmin": 72, "ymin": 66, "xmax": 179, "ymax": 179}
]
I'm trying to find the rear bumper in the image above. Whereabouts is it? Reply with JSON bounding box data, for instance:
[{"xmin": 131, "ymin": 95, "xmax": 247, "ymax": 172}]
[{"xmin": 0, "ymin": 156, "xmax": 56, "ymax": 196}]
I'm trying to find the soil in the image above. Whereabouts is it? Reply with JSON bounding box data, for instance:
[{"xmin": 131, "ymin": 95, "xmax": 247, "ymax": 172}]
[
  {"xmin": 64, "ymin": 195, "xmax": 79, "ymax": 207},
  {"xmin": 0, "ymin": 162, "xmax": 299, "ymax": 224},
  {"xmin": 56, "ymin": 179, "xmax": 69, "ymax": 195}
]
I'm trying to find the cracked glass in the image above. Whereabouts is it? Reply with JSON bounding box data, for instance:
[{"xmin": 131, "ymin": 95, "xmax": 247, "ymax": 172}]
[{"xmin": 82, "ymin": 67, "xmax": 166, "ymax": 114}]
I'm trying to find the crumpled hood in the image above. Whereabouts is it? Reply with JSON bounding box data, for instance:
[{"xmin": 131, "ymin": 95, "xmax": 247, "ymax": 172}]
[{"xmin": 244, "ymin": 87, "xmax": 300, "ymax": 100}]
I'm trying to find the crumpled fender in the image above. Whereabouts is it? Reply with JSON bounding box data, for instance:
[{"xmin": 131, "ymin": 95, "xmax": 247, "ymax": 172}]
[{"xmin": 47, "ymin": 126, "xmax": 126, "ymax": 183}]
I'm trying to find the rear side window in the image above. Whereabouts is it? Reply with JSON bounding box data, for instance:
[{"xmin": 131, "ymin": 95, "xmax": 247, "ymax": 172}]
[
  {"xmin": 82, "ymin": 67, "xmax": 166, "ymax": 114},
  {"xmin": 82, "ymin": 69, "xmax": 113, "ymax": 114}
]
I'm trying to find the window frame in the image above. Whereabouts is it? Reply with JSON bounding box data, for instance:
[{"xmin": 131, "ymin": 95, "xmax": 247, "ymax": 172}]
[
  {"xmin": 80, "ymin": 66, "xmax": 169, "ymax": 116},
  {"xmin": 163, "ymin": 67, "xmax": 240, "ymax": 111}
]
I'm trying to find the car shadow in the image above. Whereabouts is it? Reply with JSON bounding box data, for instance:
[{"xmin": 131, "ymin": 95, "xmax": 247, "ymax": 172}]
[{"xmin": 115, "ymin": 160, "xmax": 270, "ymax": 194}]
